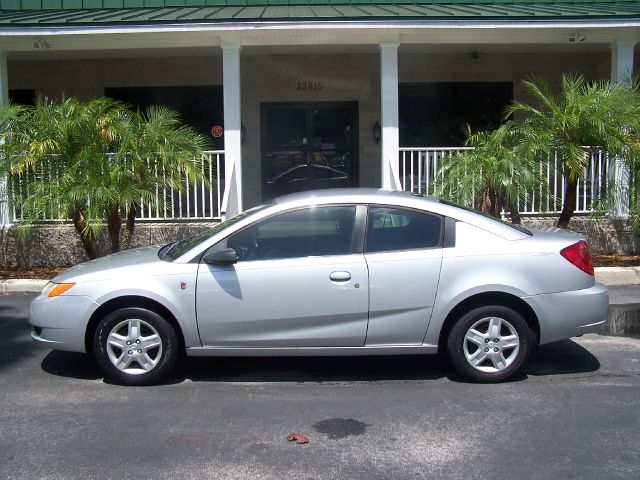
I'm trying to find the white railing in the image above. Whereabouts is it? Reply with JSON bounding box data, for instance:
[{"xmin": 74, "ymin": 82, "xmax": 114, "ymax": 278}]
[
  {"xmin": 399, "ymin": 147, "xmax": 610, "ymax": 215},
  {"xmin": 6, "ymin": 150, "xmax": 225, "ymax": 223},
  {"xmin": 2, "ymin": 147, "xmax": 615, "ymax": 224},
  {"xmin": 137, "ymin": 150, "xmax": 225, "ymax": 221}
]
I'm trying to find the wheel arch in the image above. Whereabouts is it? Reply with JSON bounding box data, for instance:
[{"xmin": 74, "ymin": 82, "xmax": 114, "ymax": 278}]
[
  {"xmin": 84, "ymin": 295, "xmax": 186, "ymax": 354},
  {"xmin": 437, "ymin": 291, "xmax": 540, "ymax": 352}
]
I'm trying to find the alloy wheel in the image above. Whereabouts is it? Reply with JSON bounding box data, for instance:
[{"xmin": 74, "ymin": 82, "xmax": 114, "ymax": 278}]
[
  {"xmin": 463, "ymin": 316, "xmax": 520, "ymax": 373},
  {"xmin": 105, "ymin": 318, "xmax": 163, "ymax": 375}
]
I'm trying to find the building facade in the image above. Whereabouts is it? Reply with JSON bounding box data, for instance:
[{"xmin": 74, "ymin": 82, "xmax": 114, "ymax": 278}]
[{"xmin": 1, "ymin": 1, "xmax": 639, "ymax": 219}]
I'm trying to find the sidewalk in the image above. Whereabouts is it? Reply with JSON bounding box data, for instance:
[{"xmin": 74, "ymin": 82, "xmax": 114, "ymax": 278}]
[{"xmin": 2, "ymin": 267, "xmax": 640, "ymax": 293}]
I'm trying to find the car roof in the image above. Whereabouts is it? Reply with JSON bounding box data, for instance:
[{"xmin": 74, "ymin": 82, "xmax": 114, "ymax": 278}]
[{"xmin": 274, "ymin": 188, "xmax": 437, "ymax": 205}]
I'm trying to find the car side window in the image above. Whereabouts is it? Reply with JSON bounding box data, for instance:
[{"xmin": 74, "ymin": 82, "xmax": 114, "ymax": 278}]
[
  {"xmin": 227, "ymin": 206, "xmax": 357, "ymax": 261},
  {"xmin": 365, "ymin": 207, "xmax": 442, "ymax": 253}
]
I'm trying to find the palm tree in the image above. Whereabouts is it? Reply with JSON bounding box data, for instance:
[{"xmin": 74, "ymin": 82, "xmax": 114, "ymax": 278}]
[
  {"xmin": 8, "ymin": 97, "xmax": 105, "ymax": 258},
  {"xmin": 432, "ymin": 122, "xmax": 545, "ymax": 223},
  {"xmin": 100, "ymin": 105, "xmax": 207, "ymax": 252},
  {"xmin": 506, "ymin": 74, "xmax": 640, "ymax": 228},
  {"xmin": 6, "ymin": 97, "xmax": 208, "ymax": 259}
]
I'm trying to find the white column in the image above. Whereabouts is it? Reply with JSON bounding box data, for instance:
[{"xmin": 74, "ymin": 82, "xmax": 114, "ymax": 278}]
[
  {"xmin": 0, "ymin": 51, "xmax": 7, "ymax": 103},
  {"xmin": 380, "ymin": 43, "xmax": 400, "ymax": 190},
  {"xmin": 0, "ymin": 51, "xmax": 9, "ymax": 228},
  {"xmin": 610, "ymin": 36, "xmax": 636, "ymax": 219},
  {"xmin": 222, "ymin": 44, "xmax": 243, "ymax": 218}
]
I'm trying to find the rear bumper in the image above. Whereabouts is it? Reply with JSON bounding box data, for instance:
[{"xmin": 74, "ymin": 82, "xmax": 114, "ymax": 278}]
[
  {"xmin": 29, "ymin": 294, "xmax": 100, "ymax": 353},
  {"xmin": 525, "ymin": 283, "xmax": 609, "ymax": 345}
]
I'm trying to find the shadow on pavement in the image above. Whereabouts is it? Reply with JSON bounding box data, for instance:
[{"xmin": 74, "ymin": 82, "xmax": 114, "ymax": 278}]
[
  {"xmin": 165, "ymin": 354, "xmax": 452, "ymax": 384},
  {"xmin": 41, "ymin": 351, "xmax": 102, "ymax": 380},
  {"xmin": 0, "ymin": 293, "xmax": 44, "ymax": 373},
  {"xmin": 527, "ymin": 339, "xmax": 600, "ymax": 376},
  {"xmin": 38, "ymin": 339, "xmax": 600, "ymax": 385}
]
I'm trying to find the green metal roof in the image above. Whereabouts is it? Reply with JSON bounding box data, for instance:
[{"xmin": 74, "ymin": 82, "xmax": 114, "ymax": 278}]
[{"xmin": 0, "ymin": 1, "xmax": 639, "ymax": 25}]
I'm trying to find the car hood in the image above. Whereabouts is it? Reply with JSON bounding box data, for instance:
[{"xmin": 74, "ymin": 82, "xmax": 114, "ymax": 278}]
[{"xmin": 52, "ymin": 245, "xmax": 165, "ymax": 283}]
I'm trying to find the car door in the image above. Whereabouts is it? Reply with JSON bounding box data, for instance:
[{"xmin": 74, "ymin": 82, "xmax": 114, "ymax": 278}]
[
  {"xmin": 196, "ymin": 205, "xmax": 369, "ymax": 347},
  {"xmin": 364, "ymin": 206, "xmax": 443, "ymax": 345}
]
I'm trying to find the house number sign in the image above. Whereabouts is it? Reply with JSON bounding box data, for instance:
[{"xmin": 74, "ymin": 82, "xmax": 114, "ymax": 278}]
[{"xmin": 297, "ymin": 81, "xmax": 324, "ymax": 91}]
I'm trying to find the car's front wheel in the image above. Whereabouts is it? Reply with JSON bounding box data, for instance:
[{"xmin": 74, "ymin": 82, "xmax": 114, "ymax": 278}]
[
  {"xmin": 93, "ymin": 307, "xmax": 178, "ymax": 386},
  {"xmin": 447, "ymin": 305, "xmax": 533, "ymax": 383}
]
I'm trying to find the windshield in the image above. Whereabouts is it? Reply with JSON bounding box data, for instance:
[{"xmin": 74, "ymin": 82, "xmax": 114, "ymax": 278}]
[{"xmin": 161, "ymin": 204, "xmax": 272, "ymax": 261}]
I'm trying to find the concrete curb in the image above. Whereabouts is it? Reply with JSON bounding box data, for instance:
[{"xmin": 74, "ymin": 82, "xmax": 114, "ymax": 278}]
[
  {"xmin": 594, "ymin": 267, "xmax": 640, "ymax": 286},
  {"xmin": 2, "ymin": 266, "xmax": 640, "ymax": 292},
  {"xmin": 1, "ymin": 279, "xmax": 48, "ymax": 293}
]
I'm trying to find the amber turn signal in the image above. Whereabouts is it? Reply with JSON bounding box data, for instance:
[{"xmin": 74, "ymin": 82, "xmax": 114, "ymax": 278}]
[{"xmin": 47, "ymin": 283, "xmax": 76, "ymax": 297}]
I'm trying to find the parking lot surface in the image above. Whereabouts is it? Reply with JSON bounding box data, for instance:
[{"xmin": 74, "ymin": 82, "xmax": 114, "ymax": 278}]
[{"xmin": 1, "ymin": 292, "xmax": 639, "ymax": 480}]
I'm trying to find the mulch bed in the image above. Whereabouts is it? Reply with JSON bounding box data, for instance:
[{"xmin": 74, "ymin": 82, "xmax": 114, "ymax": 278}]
[
  {"xmin": 0, "ymin": 266, "xmax": 69, "ymax": 280},
  {"xmin": 591, "ymin": 255, "xmax": 640, "ymax": 268},
  {"xmin": 0, "ymin": 254, "xmax": 639, "ymax": 280}
]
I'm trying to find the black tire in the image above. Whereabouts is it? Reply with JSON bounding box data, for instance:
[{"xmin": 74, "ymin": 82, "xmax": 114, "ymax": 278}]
[
  {"xmin": 93, "ymin": 307, "xmax": 178, "ymax": 386},
  {"xmin": 446, "ymin": 305, "xmax": 532, "ymax": 383}
]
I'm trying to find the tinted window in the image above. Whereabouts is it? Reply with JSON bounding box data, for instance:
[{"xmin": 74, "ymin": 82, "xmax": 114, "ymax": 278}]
[
  {"xmin": 105, "ymin": 85, "xmax": 223, "ymax": 148},
  {"xmin": 366, "ymin": 207, "xmax": 441, "ymax": 252},
  {"xmin": 161, "ymin": 204, "xmax": 271, "ymax": 261},
  {"xmin": 9, "ymin": 89, "xmax": 35, "ymax": 105},
  {"xmin": 399, "ymin": 82, "xmax": 513, "ymax": 147},
  {"xmin": 280, "ymin": 167, "xmax": 309, "ymax": 182},
  {"xmin": 227, "ymin": 206, "xmax": 356, "ymax": 261},
  {"xmin": 314, "ymin": 166, "xmax": 344, "ymax": 179}
]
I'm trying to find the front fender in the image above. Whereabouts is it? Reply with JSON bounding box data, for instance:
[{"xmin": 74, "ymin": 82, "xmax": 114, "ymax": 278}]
[{"xmin": 72, "ymin": 273, "xmax": 200, "ymax": 348}]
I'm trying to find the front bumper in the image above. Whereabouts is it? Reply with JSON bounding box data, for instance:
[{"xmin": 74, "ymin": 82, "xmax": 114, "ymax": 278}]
[
  {"xmin": 29, "ymin": 294, "xmax": 100, "ymax": 353},
  {"xmin": 525, "ymin": 283, "xmax": 609, "ymax": 345}
]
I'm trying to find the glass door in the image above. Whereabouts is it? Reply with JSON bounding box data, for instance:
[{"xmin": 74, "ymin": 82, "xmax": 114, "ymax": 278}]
[{"xmin": 261, "ymin": 102, "xmax": 358, "ymax": 200}]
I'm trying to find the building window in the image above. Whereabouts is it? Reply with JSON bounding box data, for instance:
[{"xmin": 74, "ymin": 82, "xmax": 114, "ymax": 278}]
[
  {"xmin": 9, "ymin": 89, "xmax": 35, "ymax": 105},
  {"xmin": 399, "ymin": 82, "xmax": 513, "ymax": 147},
  {"xmin": 104, "ymin": 85, "xmax": 223, "ymax": 149}
]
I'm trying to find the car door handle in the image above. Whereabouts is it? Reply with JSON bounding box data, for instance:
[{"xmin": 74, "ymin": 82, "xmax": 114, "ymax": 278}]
[{"xmin": 330, "ymin": 271, "xmax": 351, "ymax": 282}]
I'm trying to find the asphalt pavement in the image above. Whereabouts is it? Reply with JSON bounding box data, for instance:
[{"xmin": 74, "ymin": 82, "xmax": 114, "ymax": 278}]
[{"xmin": 0, "ymin": 292, "xmax": 639, "ymax": 480}]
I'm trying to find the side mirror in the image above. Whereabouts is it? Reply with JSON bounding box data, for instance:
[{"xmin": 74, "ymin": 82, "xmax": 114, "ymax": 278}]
[{"xmin": 203, "ymin": 248, "xmax": 238, "ymax": 265}]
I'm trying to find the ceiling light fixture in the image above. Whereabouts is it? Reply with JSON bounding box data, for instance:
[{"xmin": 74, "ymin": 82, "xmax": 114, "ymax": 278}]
[{"xmin": 32, "ymin": 39, "xmax": 50, "ymax": 50}]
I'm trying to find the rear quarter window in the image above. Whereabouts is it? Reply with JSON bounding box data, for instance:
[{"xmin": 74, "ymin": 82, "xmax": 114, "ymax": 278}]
[{"xmin": 366, "ymin": 207, "xmax": 442, "ymax": 253}]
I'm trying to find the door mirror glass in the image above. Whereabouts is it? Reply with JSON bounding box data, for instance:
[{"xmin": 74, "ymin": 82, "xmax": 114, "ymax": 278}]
[{"xmin": 203, "ymin": 248, "xmax": 238, "ymax": 265}]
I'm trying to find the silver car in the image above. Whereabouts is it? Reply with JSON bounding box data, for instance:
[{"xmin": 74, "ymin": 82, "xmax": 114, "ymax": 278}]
[{"xmin": 29, "ymin": 189, "xmax": 608, "ymax": 385}]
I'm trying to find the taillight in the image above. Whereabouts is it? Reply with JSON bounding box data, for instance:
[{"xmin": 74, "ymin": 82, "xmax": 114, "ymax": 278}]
[{"xmin": 560, "ymin": 240, "xmax": 594, "ymax": 276}]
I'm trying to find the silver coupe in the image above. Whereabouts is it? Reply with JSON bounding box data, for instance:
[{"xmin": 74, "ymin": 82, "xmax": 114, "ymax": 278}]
[{"xmin": 29, "ymin": 189, "xmax": 609, "ymax": 385}]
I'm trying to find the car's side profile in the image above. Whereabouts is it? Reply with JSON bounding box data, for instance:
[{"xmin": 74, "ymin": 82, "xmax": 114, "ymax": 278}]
[{"xmin": 29, "ymin": 189, "xmax": 608, "ymax": 385}]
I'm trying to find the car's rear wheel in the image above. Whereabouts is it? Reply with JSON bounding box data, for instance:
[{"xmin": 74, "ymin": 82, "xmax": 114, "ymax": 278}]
[
  {"xmin": 447, "ymin": 305, "xmax": 532, "ymax": 383},
  {"xmin": 93, "ymin": 307, "xmax": 178, "ymax": 386}
]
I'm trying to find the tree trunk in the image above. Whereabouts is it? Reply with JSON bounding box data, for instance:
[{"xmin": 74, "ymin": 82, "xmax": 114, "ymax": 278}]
[
  {"xmin": 557, "ymin": 176, "xmax": 578, "ymax": 229},
  {"xmin": 106, "ymin": 208, "xmax": 122, "ymax": 253},
  {"xmin": 72, "ymin": 210, "xmax": 97, "ymax": 260},
  {"xmin": 509, "ymin": 206, "xmax": 521, "ymax": 224},
  {"xmin": 121, "ymin": 205, "xmax": 137, "ymax": 251},
  {"xmin": 477, "ymin": 188, "xmax": 501, "ymax": 219}
]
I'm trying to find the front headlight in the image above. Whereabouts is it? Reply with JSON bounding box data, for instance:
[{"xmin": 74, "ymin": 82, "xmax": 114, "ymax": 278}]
[{"xmin": 41, "ymin": 282, "xmax": 76, "ymax": 298}]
